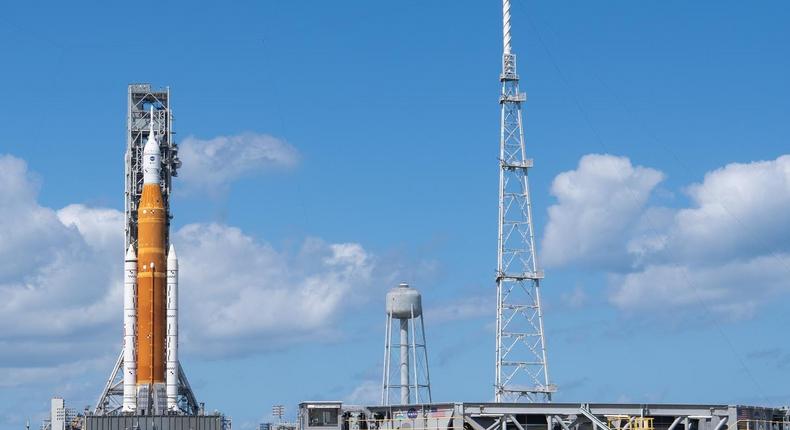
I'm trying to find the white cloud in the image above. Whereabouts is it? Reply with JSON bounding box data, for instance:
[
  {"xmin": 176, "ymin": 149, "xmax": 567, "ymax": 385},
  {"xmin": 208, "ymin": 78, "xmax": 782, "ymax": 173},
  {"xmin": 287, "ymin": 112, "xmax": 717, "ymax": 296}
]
[
  {"xmin": 0, "ymin": 156, "xmax": 122, "ymax": 344},
  {"xmin": 427, "ymin": 295, "xmax": 492, "ymax": 324},
  {"xmin": 0, "ymin": 151, "xmax": 385, "ymax": 429},
  {"xmin": 0, "ymin": 156, "xmax": 81, "ymax": 282},
  {"xmin": 0, "ymin": 152, "xmax": 377, "ymax": 378},
  {"xmin": 668, "ymin": 155, "xmax": 790, "ymax": 263},
  {"xmin": 561, "ymin": 285, "xmax": 587, "ymax": 309},
  {"xmin": 177, "ymin": 133, "xmax": 299, "ymax": 195},
  {"xmin": 0, "ymin": 356, "xmax": 111, "ymax": 388},
  {"xmin": 542, "ymin": 153, "xmax": 790, "ymax": 317},
  {"xmin": 610, "ymin": 255, "xmax": 790, "ymax": 319},
  {"xmin": 173, "ymin": 224, "xmax": 375, "ymax": 356},
  {"xmin": 541, "ymin": 154, "xmax": 664, "ymax": 269},
  {"xmin": 344, "ymin": 380, "xmax": 381, "ymax": 405}
]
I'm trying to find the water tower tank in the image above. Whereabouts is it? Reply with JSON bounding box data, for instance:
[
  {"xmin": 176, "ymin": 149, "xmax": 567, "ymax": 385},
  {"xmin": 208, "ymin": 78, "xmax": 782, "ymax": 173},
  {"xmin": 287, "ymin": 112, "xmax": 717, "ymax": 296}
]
[{"xmin": 386, "ymin": 283, "xmax": 422, "ymax": 319}]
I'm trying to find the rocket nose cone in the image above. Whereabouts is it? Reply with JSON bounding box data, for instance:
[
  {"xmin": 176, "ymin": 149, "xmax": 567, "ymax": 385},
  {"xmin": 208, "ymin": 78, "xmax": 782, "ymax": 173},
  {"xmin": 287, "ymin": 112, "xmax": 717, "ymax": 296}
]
[
  {"xmin": 143, "ymin": 133, "xmax": 160, "ymax": 155},
  {"xmin": 143, "ymin": 107, "xmax": 161, "ymax": 156},
  {"xmin": 125, "ymin": 245, "xmax": 137, "ymax": 261},
  {"xmin": 167, "ymin": 244, "xmax": 177, "ymax": 263}
]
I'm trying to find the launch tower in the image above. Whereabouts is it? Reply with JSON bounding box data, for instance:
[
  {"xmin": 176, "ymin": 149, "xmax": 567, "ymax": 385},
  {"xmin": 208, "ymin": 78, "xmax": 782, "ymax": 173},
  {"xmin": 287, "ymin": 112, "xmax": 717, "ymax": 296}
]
[
  {"xmin": 94, "ymin": 84, "xmax": 198, "ymax": 416},
  {"xmin": 494, "ymin": 1, "xmax": 555, "ymax": 402},
  {"xmin": 125, "ymin": 84, "xmax": 181, "ymax": 250}
]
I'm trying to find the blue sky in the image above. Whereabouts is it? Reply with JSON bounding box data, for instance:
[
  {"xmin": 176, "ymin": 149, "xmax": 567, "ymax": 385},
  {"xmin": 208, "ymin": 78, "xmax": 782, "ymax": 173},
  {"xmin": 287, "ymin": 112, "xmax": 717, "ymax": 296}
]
[{"xmin": 1, "ymin": 1, "xmax": 789, "ymax": 429}]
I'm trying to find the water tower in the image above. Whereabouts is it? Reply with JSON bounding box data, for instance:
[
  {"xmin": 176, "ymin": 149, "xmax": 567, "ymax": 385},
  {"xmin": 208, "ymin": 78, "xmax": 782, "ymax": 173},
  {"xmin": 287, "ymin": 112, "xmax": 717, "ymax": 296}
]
[{"xmin": 381, "ymin": 283, "xmax": 432, "ymax": 405}]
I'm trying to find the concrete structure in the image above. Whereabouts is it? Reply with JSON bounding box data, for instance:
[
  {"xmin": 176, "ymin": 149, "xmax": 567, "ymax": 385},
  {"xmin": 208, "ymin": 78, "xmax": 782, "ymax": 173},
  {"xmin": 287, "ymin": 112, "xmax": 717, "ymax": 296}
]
[
  {"xmin": 85, "ymin": 414, "xmax": 228, "ymax": 430},
  {"xmin": 260, "ymin": 422, "xmax": 298, "ymax": 430},
  {"xmin": 50, "ymin": 398, "xmax": 67, "ymax": 430},
  {"xmin": 494, "ymin": 0, "xmax": 554, "ymax": 402},
  {"xmin": 382, "ymin": 283, "xmax": 432, "ymax": 405},
  {"xmin": 299, "ymin": 402, "xmax": 789, "ymax": 430},
  {"xmin": 46, "ymin": 398, "xmax": 78, "ymax": 430}
]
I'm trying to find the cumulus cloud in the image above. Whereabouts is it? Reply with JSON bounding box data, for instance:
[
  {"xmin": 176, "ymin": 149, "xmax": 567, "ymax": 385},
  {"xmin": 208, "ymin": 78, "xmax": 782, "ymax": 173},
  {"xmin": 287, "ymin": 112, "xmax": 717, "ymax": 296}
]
[
  {"xmin": 0, "ymin": 152, "xmax": 377, "ymax": 386},
  {"xmin": 610, "ymin": 255, "xmax": 790, "ymax": 319},
  {"xmin": 542, "ymin": 153, "xmax": 790, "ymax": 318},
  {"xmin": 0, "ymin": 156, "xmax": 123, "ymax": 346},
  {"xmin": 0, "ymin": 150, "xmax": 381, "ymax": 429},
  {"xmin": 542, "ymin": 154, "xmax": 664, "ymax": 269},
  {"xmin": 173, "ymin": 224, "xmax": 374, "ymax": 356},
  {"xmin": 666, "ymin": 156, "xmax": 790, "ymax": 263},
  {"xmin": 0, "ymin": 153, "xmax": 382, "ymax": 430},
  {"xmin": 178, "ymin": 133, "xmax": 299, "ymax": 194},
  {"xmin": 0, "ymin": 356, "xmax": 111, "ymax": 388}
]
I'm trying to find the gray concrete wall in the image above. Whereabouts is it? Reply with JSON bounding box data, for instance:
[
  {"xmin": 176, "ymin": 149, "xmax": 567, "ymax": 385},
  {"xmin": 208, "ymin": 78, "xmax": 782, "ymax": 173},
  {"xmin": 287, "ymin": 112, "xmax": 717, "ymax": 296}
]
[{"xmin": 85, "ymin": 415, "xmax": 224, "ymax": 430}]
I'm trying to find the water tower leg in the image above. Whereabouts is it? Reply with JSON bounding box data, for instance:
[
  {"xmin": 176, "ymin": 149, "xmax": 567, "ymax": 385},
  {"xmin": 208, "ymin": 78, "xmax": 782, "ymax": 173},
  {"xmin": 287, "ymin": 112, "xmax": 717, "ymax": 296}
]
[
  {"xmin": 382, "ymin": 313, "xmax": 393, "ymax": 405},
  {"xmin": 400, "ymin": 318, "xmax": 410, "ymax": 404}
]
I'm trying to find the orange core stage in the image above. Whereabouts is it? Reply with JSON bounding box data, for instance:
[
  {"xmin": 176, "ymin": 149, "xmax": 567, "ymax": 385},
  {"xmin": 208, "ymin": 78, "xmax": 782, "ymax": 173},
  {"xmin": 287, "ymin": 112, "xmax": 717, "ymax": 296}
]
[{"xmin": 136, "ymin": 182, "xmax": 167, "ymax": 385}]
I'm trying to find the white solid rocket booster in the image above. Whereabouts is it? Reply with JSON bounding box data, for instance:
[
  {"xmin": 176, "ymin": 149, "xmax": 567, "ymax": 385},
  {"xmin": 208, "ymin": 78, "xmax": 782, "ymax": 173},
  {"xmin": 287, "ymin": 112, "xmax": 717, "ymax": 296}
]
[
  {"xmin": 122, "ymin": 246, "xmax": 138, "ymax": 413},
  {"xmin": 166, "ymin": 244, "xmax": 179, "ymax": 412}
]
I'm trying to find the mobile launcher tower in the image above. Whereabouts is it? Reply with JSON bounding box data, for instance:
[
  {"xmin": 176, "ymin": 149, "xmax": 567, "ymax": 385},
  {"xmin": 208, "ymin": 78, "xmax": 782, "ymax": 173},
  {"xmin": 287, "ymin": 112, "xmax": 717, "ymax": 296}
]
[{"xmin": 94, "ymin": 84, "xmax": 199, "ymax": 417}]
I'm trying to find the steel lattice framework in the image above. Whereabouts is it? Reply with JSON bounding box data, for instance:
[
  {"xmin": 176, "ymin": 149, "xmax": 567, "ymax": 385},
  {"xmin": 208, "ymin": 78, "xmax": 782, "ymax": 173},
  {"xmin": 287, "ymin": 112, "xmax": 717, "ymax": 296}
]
[
  {"xmin": 494, "ymin": 0, "xmax": 555, "ymax": 403},
  {"xmin": 125, "ymin": 84, "xmax": 181, "ymax": 251}
]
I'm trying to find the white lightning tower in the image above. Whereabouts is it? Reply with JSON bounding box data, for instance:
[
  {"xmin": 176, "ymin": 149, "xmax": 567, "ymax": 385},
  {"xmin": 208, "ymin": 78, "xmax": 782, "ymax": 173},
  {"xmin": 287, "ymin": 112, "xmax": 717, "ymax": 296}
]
[{"xmin": 494, "ymin": 0, "xmax": 555, "ymax": 402}]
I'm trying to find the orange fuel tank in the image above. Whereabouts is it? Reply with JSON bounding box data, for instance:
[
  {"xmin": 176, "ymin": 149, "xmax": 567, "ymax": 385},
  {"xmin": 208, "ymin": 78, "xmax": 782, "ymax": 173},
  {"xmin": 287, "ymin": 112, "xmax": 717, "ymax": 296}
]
[{"xmin": 135, "ymin": 180, "xmax": 167, "ymax": 385}]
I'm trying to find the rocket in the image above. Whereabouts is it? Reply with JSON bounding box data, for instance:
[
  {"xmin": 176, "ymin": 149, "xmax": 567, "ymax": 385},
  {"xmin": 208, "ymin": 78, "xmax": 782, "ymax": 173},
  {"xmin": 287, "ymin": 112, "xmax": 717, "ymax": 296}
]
[{"xmin": 122, "ymin": 107, "xmax": 180, "ymax": 414}]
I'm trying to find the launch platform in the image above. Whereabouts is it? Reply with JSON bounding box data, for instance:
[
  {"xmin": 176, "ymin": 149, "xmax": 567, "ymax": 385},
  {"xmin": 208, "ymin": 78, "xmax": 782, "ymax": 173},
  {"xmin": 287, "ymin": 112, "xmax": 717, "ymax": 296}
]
[
  {"xmin": 298, "ymin": 401, "xmax": 787, "ymax": 430},
  {"xmin": 85, "ymin": 414, "xmax": 226, "ymax": 430}
]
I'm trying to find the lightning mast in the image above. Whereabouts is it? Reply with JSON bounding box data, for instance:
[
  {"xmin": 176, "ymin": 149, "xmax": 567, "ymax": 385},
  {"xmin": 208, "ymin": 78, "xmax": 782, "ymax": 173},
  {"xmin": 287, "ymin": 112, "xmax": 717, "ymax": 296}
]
[{"xmin": 494, "ymin": 0, "xmax": 555, "ymax": 402}]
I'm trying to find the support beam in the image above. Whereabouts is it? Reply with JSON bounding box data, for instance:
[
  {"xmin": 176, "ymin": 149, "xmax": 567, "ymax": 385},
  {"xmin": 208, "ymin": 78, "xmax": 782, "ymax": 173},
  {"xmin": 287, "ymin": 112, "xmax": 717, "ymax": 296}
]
[
  {"xmin": 713, "ymin": 417, "xmax": 729, "ymax": 430},
  {"xmin": 94, "ymin": 351, "xmax": 123, "ymax": 414},
  {"xmin": 553, "ymin": 415, "xmax": 574, "ymax": 430},
  {"xmin": 668, "ymin": 417, "xmax": 684, "ymax": 430},
  {"xmin": 508, "ymin": 415, "xmax": 526, "ymax": 430},
  {"xmin": 464, "ymin": 416, "xmax": 488, "ymax": 430},
  {"xmin": 579, "ymin": 404, "xmax": 612, "ymax": 430}
]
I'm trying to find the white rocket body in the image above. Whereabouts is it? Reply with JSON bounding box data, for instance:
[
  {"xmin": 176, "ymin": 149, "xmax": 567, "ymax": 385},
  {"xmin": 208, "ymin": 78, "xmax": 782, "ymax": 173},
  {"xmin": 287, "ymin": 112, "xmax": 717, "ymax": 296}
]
[
  {"xmin": 166, "ymin": 245, "xmax": 179, "ymax": 412},
  {"xmin": 143, "ymin": 109, "xmax": 161, "ymax": 185},
  {"xmin": 122, "ymin": 246, "xmax": 138, "ymax": 413}
]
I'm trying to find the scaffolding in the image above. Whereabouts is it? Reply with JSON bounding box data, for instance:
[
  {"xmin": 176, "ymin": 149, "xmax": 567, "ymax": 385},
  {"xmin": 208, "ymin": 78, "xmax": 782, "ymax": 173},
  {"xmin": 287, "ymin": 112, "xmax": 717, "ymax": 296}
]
[{"xmin": 125, "ymin": 84, "xmax": 181, "ymax": 250}]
